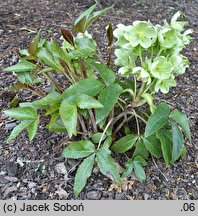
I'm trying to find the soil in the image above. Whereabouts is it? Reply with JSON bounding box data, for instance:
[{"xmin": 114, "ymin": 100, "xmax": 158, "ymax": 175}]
[{"xmin": 0, "ymin": 0, "xmax": 197, "ymax": 200}]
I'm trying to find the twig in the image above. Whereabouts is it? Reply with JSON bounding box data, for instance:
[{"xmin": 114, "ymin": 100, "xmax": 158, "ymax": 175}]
[
  {"xmin": 97, "ymin": 118, "xmax": 113, "ymax": 150},
  {"xmin": 43, "ymin": 72, "xmax": 62, "ymax": 93},
  {"xmin": 88, "ymin": 110, "xmax": 97, "ymax": 132},
  {"xmin": 152, "ymin": 156, "xmax": 169, "ymax": 181},
  {"xmin": 133, "ymin": 109, "xmax": 140, "ymax": 136},
  {"xmin": 78, "ymin": 114, "xmax": 87, "ymax": 138},
  {"xmin": 113, "ymin": 115, "xmax": 133, "ymax": 136}
]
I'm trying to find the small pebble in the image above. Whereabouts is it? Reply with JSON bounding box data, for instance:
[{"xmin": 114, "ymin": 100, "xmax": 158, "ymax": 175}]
[
  {"xmin": 87, "ymin": 191, "xmax": 101, "ymax": 200},
  {"xmin": 28, "ymin": 182, "xmax": 36, "ymax": 189}
]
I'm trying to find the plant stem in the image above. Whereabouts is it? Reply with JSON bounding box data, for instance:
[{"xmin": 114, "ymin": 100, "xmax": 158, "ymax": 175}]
[
  {"xmin": 43, "ymin": 72, "xmax": 62, "ymax": 93},
  {"xmin": 132, "ymin": 109, "xmax": 147, "ymax": 124},
  {"xmin": 27, "ymin": 86, "xmax": 46, "ymax": 97},
  {"xmin": 78, "ymin": 114, "xmax": 87, "ymax": 138},
  {"xmin": 133, "ymin": 109, "xmax": 140, "ymax": 136},
  {"xmin": 113, "ymin": 114, "xmax": 133, "ymax": 136},
  {"xmin": 97, "ymin": 118, "xmax": 113, "ymax": 150},
  {"xmin": 134, "ymin": 75, "xmax": 137, "ymax": 97},
  {"xmin": 88, "ymin": 109, "xmax": 97, "ymax": 132},
  {"xmin": 108, "ymin": 45, "xmax": 113, "ymax": 69}
]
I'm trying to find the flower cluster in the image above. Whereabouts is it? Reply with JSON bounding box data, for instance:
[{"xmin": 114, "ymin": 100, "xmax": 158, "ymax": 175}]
[{"xmin": 113, "ymin": 11, "xmax": 192, "ymax": 94}]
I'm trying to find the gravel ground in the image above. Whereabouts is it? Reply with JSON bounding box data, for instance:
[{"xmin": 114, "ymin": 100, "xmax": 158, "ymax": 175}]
[{"xmin": 0, "ymin": 0, "xmax": 197, "ymax": 200}]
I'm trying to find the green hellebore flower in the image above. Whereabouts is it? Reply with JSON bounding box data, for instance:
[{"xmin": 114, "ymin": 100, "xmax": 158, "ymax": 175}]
[
  {"xmin": 118, "ymin": 66, "xmax": 131, "ymax": 76},
  {"xmin": 158, "ymin": 27, "xmax": 178, "ymax": 48},
  {"xmin": 124, "ymin": 21, "xmax": 157, "ymax": 49},
  {"xmin": 182, "ymin": 29, "xmax": 193, "ymax": 45},
  {"xmin": 170, "ymin": 54, "xmax": 189, "ymax": 75},
  {"xmin": 115, "ymin": 48, "xmax": 136, "ymax": 71},
  {"xmin": 170, "ymin": 11, "xmax": 188, "ymax": 32},
  {"xmin": 150, "ymin": 56, "xmax": 173, "ymax": 80},
  {"xmin": 155, "ymin": 76, "xmax": 176, "ymax": 94},
  {"xmin": 132, "ymin": 67, "xmax": 151, "ymax": 84}
]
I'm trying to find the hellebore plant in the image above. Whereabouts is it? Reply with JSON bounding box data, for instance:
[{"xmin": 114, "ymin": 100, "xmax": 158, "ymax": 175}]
[{"xmin": 4, "ymin": 5, "xmax": 192, "ymax": 196}]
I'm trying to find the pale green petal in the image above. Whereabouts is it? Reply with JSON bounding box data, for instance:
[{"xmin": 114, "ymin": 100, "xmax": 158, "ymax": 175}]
[
  {"xmin": 140, "ymin": 37, "xmax": 152, "ymax": 48},
  {"xmin": 113, "ymin": 24, "xmax": 127, "ymax": 38}
]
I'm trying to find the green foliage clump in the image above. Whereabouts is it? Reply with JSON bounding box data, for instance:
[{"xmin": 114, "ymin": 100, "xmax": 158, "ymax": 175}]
[{"xmin": 4, "ymin": 4, "xmax": 192, "ymax": 196}]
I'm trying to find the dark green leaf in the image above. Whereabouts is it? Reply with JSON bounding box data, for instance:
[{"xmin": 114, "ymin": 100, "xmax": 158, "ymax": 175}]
[
  {"xmin": 5, "ymin": 60, "xmax": 36, "ymax": 73},
  {"xmin": 7, "ymin": 120, "xmax": 33, "ymax": 141},
  {"xmin": 59, "ymin": 100, "xmax": 77, "ymax": 138},
  {"xmin": 96, "ymin": 147, "xmax": 121, "ymax": 184},
  {"xmin": 133, "ymin": 162, "xmax": 146, "ymax": 181},
  {"xmin": 75, "ymin": 37, "xmax": 96, "ymax": 52},
  {"xmin": 111, "ymin": 134, "xmax": 138, "ymax": 153},
  {"xmin": 145, "ymin": 102, "xmax": 170, "ymax": 137},
  {"xmin": 76, "ymin": 94, "xmax": 103, "ymax": 109},
  {"xmin": 88, "ymin": 61, "xmax": 115, "ymax": 86},
  {"xmin": 37, "ymin": 47, "xmax": 63, "ymax": 72},
  {"xmin": 133, "ymin": 155, "xmax": 147, "ymax": 166},
  {"xmin": 91, "ymin": 132, "xmax": 107, "ymax": 144},
  {"xmin": 62, "ymin": 140, "xmax": 95, "ymax": 159},
  {"xmin": 74, "ymin": 154, "xmax": 95, "ymax": 196},
  {"xmin": 33, "ymin": 91, "xmax": 61, "ymax": 107},
  {"xmin": 169, "ymin": 109, "xmax": 191, "ymax": 142},
  {"xmin": 74, "ymin": 4, "xmax": 97, "ymax": 28},
  {"xmin": 62, "ymin": 78, "xmax": 104, "ymax": 100},
  {"xmin": 142, "ymin": 135, "xmax": 162, "ymax": 158},
  {"xmin": 156, "ymin": 129, "xmax": 172, "ymax": 165},
  {"xmin": 86, "ymin": 7, "xmax": 111, "ymax": 30},
  {"xmin": 68, "ymin": 49, "xmax": 93, "ymax": 59},
  {"xmin": 132, "ymin": 140, "xmax": 149, "ymax": 159},
  {"xmin": 171, "ymin": 123, "xmax": 184, "ymax": 163},
  {"xmin": 122, "ymin": 155, "xmax": 147, "ymax": 178},
  {"xmin": 122, "ymin": 158, "xmax": 134, "ymax": 178},
  {"xmin": 45, "ymin": 116, "xmax": 66, "ymax": 133},
  {"xmin": 27, "ymin": 116, "xmax": 39, "ymax": 141},
  {"xmin": 102, "ymin": 137, "xmax": 112, "ymax": 149},
  {"xmin": 96, "ymin": 84, "xmax": 123, "ymax": 124},
  {"xmin": 46, "ymin": 40, "xmax": 68, "ymax": 63},
  {"xmin": 4, "ymin": 107, "xmax": 37, "ymax": 120}
]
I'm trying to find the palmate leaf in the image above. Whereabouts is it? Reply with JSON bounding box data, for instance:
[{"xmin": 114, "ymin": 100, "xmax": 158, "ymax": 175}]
[
  {"xmin": 171, "ymin": 123, "xmax": 184, "ymax": 163},
  {"xmin": 61, "ymin": 78, "xmax": 104, "ymax": 100},
  {"xmin": 73, "ymin": 4, "xmax": 97, "ymax": 32},
  {"xmin": 169, "ymin": 109, "xmax": 191, "ymax": 142},
  {"xmin": 27, "ymin": 115, "xmax": 39, "ymax": 141},
  {"xmin": 87, "ymin": 61, "xmax": 116, "ymax": 86},
  {"xmin": 91, "ymin": 132, "xmax": 107, "ymax": 144},
  {"xmin": 33, "ymin": 91, "xmax": 61, "ymax": 107},
  {"xmin": 7, "ymin": 120, "xmax": 33, "ymax": 141},
  {"xmin": 132, "ymin": 140, "xmax": 149, "ymax": 159},
  {"xmin": 133, "ymin": 161, "xmax": 146, "ymax": 181},
  {"xmin": 122, "ymin": 155, "xmax": 147, "ymax": 178},
  {"xmin": 37, "ymin": 47, "xmax": 63, "ymax": 72},
  {"xmin": 76, "ymin": 94, "xmax": 103, "ymax": 109},
  {"xmin": 111, "ymin": 134, "xmax": 138, "ymax": 153},
  {"xmin": 62, "ymin": 140, "xmax": 95, "ymax": 159},
  {"xmin": 45, "ymin": 116, "xmax": 67, "ymax": 133},
  {"xmin": 5, "ymin": 60, "xmax": 36, "ymax": 73},
  {"xmin": 74, "ymin": 154, "xmax": 95, "ymax": 196},
  {"xmin": 96, "ymin": 83, "xmax": 123, "ymax": 124},
  {"xmin": 59, "ymin": 100, "xmax": 77, "ymax": 138},
  {"xmin": 145, "ymin": 102, "xmax": 170, "ymax": 137},
  {"xmin": 142, "ymin": 135, "xmax": 162, "ymax": 158},
  {"xmin": 4, "ymin": 107, "xmax": 37, "ymax": 121},
  {"xmin": 156, "ymin": 128, "xmax": 172, "ymax": 165},
  {"xmin": 96, "ymin": 147, "xmax": 121, "ymax": 184}
]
